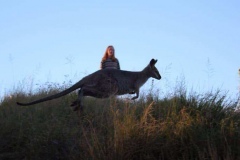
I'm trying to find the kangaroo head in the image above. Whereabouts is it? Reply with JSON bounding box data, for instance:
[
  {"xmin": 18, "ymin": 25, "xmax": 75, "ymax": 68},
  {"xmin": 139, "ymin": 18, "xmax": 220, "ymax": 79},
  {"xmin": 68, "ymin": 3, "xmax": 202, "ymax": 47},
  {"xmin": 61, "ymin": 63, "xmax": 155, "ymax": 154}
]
[{"xmin": 149, "ymin": 59, "xmax": 161, "ymax": 80}]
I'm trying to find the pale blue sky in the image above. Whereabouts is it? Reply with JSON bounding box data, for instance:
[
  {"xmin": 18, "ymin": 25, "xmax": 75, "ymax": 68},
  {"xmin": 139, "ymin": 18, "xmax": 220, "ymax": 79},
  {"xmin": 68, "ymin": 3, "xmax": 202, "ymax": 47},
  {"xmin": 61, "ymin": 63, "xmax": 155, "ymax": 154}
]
[{"xmin": 0, "ymin": 0, "xmax": 240, "ymax": 100}]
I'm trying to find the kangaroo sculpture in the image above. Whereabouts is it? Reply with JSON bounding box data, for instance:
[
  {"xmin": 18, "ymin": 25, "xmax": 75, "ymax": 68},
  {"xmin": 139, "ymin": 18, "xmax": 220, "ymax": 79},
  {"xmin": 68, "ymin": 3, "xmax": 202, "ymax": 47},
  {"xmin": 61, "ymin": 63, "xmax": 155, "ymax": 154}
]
[{"xmin": 17, "ymin": 59, "xmax": 161, "ymax": 111}]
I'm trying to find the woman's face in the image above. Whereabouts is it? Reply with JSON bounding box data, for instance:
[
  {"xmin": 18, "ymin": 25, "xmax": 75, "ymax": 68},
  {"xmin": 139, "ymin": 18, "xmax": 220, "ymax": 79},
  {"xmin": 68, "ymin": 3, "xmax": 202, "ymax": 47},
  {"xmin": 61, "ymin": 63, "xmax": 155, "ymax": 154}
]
[{"xmin": 107, "ymin": 47, "xmax": 114, "ymax": 57}]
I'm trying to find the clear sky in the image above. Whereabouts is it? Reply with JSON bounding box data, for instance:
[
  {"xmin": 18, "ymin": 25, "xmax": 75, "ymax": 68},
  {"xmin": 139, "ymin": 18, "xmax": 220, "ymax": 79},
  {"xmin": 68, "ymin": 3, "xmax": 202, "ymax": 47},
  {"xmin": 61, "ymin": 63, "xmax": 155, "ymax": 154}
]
[{"xmin": 0, "ymin": 0, "xmax": 240, "ymax": 100}]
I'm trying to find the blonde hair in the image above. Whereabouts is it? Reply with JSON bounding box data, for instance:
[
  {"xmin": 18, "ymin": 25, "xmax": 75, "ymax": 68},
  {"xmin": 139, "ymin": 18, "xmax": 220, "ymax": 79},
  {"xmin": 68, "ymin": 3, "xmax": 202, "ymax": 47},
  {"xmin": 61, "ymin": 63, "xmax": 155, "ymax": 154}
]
[{"xmin": 102, "ymin": 45, "xmax": 117, "ymax": 61}]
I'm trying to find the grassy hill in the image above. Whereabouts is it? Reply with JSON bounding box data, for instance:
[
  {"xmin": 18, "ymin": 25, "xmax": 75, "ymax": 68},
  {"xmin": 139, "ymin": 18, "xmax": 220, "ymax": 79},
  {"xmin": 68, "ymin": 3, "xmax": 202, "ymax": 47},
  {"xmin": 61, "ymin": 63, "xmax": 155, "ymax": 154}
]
[{"xmin": 0, "ymin": 84, "xmax": 239, "ymax": 160}]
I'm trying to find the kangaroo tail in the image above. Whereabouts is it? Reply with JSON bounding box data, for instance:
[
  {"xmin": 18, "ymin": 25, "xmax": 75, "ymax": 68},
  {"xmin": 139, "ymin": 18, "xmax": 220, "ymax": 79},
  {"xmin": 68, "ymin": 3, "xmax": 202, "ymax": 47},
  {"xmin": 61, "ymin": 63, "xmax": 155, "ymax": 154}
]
[{"xmin": 16, "ymin": 80, "xmax": 83, "ymax": 106}]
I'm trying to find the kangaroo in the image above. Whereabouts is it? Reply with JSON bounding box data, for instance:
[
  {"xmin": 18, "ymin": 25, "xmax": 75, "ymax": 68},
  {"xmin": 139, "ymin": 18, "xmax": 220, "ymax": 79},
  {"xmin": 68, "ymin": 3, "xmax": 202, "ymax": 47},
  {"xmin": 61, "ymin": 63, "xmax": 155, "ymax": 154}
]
[{"xmin": 17, "ymin": 59, "xmax": 161, "ymax": 111}]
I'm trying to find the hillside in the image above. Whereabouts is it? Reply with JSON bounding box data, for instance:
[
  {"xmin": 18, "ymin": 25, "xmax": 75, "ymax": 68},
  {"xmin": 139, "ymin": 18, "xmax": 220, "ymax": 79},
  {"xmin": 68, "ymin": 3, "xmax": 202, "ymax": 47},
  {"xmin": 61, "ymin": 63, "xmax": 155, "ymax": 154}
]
[{"xmin": 0, "ymin": 84, "xmax": 239, "ymax": 160}]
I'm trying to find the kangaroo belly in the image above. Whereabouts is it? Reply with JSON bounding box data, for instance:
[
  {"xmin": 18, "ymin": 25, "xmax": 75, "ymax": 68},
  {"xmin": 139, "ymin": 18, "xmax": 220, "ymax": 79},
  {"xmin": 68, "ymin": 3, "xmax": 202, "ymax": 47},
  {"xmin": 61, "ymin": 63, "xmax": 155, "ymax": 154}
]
[{"xmin": 116, "ymin": 84, "xmax": 135, "ymax": 95}]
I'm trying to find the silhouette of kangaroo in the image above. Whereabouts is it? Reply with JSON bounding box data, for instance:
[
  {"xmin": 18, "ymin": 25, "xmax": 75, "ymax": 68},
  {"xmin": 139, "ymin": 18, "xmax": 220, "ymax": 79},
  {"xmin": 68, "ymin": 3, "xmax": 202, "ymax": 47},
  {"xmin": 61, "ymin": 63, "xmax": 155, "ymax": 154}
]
[{"xmin": 17, "ymin": 59, "xmax": 161, "ymax": 111}]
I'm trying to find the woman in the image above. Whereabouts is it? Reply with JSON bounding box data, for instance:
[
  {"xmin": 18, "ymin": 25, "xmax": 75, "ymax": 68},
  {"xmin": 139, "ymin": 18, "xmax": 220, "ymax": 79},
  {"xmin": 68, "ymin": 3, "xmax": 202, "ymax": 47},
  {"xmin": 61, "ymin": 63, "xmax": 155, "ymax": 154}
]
[
  {"xmin": 100, "ymin": 45, "xmax": 135, "ymax": 95},
  {"xmin": 100, "ymin": 45, "xmax": 120, "ymax": 69}
]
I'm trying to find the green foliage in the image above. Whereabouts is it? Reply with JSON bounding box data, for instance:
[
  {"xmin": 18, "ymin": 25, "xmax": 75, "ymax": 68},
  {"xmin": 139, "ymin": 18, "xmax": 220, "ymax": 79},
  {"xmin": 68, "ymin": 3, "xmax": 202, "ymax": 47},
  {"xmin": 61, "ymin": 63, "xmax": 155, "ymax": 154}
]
[{"xmin": 0, "ymin": 83, "xmax": 239, "ymax": 160}]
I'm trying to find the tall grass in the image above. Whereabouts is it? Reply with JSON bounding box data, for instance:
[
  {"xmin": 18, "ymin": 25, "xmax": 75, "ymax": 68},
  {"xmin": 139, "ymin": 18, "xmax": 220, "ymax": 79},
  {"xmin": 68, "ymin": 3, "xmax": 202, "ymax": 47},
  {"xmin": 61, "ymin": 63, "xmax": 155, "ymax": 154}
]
[{"xmin": 0, "ymin": 82, "xmax": 239, "ymax": 160}]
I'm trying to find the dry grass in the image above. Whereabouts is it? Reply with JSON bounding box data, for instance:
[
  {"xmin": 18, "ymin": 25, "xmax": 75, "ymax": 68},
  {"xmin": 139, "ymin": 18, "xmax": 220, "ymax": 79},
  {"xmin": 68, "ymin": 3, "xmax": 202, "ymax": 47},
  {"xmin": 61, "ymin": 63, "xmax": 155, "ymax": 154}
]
[{"xmin": 0, "ymin": 82, "xmax": 239, "ymax": 160}]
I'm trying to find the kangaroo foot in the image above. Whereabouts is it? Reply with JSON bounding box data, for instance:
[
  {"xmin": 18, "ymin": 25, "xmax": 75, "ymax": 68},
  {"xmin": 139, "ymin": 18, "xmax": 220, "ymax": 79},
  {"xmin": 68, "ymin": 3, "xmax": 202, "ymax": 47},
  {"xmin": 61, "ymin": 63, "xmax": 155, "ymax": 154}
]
[
  {"xmin": 73, "ymin": 105, "xmax": 79, "ymax": 111},
  {"xmin": 70, "ymin": 100, "xmax": 83, "ymax": 111},
  {"xmin": 70, "ymin": 100, "xmax": 78, "ymax": 107},
  {"xmin": 70, "ymin": 98, "xmax": 84, "ymax": 111},
  {"xmin": 73, "ymin": 105, "xmax": 83, "ymax": 112}
]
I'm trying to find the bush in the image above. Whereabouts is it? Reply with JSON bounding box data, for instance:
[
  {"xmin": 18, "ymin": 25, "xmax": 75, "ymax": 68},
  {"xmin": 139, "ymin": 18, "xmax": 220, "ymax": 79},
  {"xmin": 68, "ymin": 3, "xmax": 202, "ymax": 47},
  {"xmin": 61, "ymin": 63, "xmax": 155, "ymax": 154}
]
[{"xmin": 0, "ymin": 82, "xmax": 239, "ymax": 160}]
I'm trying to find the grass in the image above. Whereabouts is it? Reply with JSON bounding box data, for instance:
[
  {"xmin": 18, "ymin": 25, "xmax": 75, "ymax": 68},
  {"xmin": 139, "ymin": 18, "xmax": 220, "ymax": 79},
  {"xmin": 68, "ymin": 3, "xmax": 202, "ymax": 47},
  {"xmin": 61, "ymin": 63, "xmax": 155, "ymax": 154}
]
[{"xmin": 0, "ymin": 82, "xmax": 239, "ymax": 160}]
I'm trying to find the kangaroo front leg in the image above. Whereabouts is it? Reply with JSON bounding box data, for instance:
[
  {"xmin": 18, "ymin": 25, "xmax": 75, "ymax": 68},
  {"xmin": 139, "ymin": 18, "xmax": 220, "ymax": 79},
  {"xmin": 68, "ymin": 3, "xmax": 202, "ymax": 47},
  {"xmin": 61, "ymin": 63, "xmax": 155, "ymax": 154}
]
[{"xmin": 131, "ymin": 89, "xmax": 139, "ymax": 100}]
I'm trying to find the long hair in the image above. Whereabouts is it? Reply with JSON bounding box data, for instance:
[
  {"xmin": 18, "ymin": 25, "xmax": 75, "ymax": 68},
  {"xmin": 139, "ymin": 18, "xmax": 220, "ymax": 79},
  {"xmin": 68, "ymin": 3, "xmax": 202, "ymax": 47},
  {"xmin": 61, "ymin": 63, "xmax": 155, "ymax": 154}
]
[{"xmin": 102, "ymin": 45, "xmax": 117, "ymax": 61}]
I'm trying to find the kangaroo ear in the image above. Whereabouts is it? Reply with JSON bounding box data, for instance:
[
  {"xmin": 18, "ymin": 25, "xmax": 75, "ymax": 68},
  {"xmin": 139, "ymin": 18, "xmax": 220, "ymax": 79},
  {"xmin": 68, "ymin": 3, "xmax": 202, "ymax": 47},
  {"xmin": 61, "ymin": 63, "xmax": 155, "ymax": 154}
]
[{"xmin": 150, "ymin": 59, "xmax": 157, "ymax": 67}]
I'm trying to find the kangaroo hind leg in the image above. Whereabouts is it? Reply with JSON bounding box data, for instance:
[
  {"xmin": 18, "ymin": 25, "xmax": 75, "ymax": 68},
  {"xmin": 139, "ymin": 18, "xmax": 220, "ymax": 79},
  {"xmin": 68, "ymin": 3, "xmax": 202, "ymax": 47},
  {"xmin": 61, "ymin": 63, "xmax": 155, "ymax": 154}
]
[
  {"xmin": 71, "ymin": 88, "xmax": 84, "ymax": 111},
  {"xmin": 71, "ymin": 86, "xmax": 116, "ymax": 111},
  {"xmin": 71, "ymin": 77, "xmax": 118, "ymax": 111}
]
